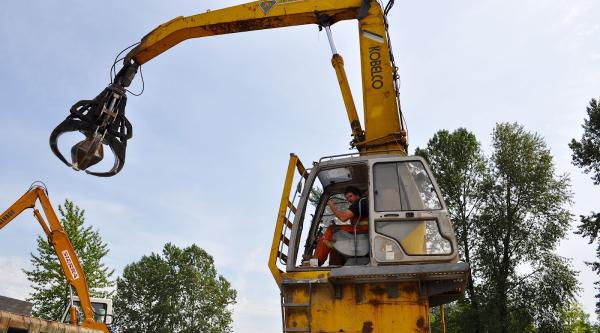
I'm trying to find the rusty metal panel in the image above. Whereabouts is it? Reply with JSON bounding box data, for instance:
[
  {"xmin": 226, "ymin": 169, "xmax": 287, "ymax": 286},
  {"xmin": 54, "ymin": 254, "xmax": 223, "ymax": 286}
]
[
  {"xmin": 280, "ymin": 281, "xmax": 430, "ymax": 333},
  {"xmin": 0, "ymin": 311, "xmax": 104, "ymax": 333}
]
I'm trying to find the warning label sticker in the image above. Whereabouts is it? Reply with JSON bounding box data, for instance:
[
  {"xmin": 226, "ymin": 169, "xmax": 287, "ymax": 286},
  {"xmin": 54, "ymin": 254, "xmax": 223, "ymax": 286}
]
[
  {"xmin": 259, "ymin": 0, "xmax": 276, "ymax": 14},
  {"xmin": 259, "ymin": 0, "xmax": 305, "ymax": 14},
  {"xmin": 62, "ymin": 250, "xmax": 80, "ymax": 281}
]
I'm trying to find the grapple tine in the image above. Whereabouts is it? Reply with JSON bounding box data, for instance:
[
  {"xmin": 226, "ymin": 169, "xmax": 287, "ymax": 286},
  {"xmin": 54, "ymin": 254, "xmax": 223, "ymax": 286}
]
[
  {"xmin": 49, "ymin": 119, "xmax": 81, "ymax": 168},
  {"xmin": 48, "ymin": 82, "xmax": 133, "ymax": 177},
  {"xmin": 85, "ymin": 136, "xmax": 127, "ymax": 177}
]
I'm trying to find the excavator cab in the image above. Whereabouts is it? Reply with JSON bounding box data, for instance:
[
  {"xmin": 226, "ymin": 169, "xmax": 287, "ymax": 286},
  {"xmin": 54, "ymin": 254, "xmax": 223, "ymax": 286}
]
[
  {"xmin": 60, "ymin": 297, "xmax": 113, "ymax": 326},
  {"xmin": 289, "ymin": 154, "xmax": 458, "ymax": 269},
  {"xmin": 269, "ymin": 153, "xmax": 469, "ymax": 332}
]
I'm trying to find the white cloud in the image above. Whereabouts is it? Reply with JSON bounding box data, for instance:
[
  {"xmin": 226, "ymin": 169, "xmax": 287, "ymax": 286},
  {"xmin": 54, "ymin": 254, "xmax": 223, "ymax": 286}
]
[{"xmin": 0, "ymin": 257, "xmax": 32, "ymax": 300}]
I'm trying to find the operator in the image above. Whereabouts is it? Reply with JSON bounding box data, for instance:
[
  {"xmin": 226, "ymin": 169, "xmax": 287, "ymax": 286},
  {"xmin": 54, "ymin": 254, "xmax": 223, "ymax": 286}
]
[{"xmin": 313, "ymin": 186, "xmax": 369, "ymax": 266}]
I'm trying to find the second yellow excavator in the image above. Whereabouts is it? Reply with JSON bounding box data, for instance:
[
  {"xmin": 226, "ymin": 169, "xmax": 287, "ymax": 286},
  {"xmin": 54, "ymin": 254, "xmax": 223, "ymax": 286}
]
[
  {"xmin": 49, "ymin": 0, "xmax": 470, "ymax": 331},
  {"xmin": 0, "ymin": 184, "xmax": 112, "ymax": 333}
]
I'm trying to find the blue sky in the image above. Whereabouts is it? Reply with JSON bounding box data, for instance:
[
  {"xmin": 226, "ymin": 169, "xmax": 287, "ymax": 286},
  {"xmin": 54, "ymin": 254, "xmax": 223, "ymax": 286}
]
[{"xmin": 1, "ymin": 0, "xmax": 599, "ymax": 331}]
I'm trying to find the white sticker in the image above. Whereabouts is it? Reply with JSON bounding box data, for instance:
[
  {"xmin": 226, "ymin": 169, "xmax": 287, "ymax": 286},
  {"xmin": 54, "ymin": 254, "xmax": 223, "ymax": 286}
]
[
  {"xmin": 385, "ymin": 244, "xmax": 393, "ymax": 252},
  {"xmin": 385, "ymin": 251, "xmax": 395, "ymax": 260},
  {"xmin": 362, "ymin": 30, "xmax": 385, "ymax": 43},
  {"xmin": 62, "ymin": 250, "xmax": 80, "ymax": 280}
]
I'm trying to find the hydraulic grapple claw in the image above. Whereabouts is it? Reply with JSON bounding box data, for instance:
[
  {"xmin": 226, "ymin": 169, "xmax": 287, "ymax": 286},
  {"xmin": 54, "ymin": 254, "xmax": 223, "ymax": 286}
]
[{"xmin": 49, "ymin": 84, "xmax": 132, "ymax": 177}]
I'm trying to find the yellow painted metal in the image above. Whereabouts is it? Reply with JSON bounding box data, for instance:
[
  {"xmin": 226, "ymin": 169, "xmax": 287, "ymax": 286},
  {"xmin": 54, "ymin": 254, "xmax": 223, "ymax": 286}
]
[
  {"xmin": 358, "ymin": 3, "xmax": 406, "ymax": 154},
  {"xmin": 124, "ymin": 0, "xmax": 407, "ymax": 154},
  {"xmin": 401, "ymin": 221, "xmax": 428, "ymax": 255},
  {"xmin": 441, "ymin": 305, "xmax": 447, "ymax": 333},
  {"xmin": 280, "ymin": 269, "xmax": 431, "ymax": 332},
  {"xmin": 270, "ymin": 153, "xmax": 309, "ymax": 287},
  {"xmin": 128, "ymin": 0, "xmax": 364, "ymax": 65},
  {"xmin": 0, "ymin": 310, "xmax": 105, "ymax": 333},
  {"xmin": 281, "ymin": 281, "xmax": 430, "ymax": 332},
  {"xmin": 0, "ymin": 186, "xmax": 110, "ymax": 333},
  {"xmin": 331, "ymin": 53, "xmax": 364, "ymax": 145},
  {"xmin": 281, "ymin": 270, "xmax": 329, "ymax": 281},
  {"xmin": 114, "ymin": 1, "xmax": 438, "ymax": 331}
]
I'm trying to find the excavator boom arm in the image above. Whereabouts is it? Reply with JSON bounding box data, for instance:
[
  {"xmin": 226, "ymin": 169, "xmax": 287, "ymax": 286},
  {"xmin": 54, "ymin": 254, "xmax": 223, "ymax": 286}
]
[
  {"xmin": 0, "ymin": 186, "xmax": 109, "ymax": 332},
  {"xmin": 128, "ymin": 0, "xmax": 364, "ymax": 65},
  {"xmin": 50, "ymin": 0, "xmax": 407, "ymax": 176},
  {"xmin": 126, "ymin": 0, "xmax": 404, "ymax": 151}
]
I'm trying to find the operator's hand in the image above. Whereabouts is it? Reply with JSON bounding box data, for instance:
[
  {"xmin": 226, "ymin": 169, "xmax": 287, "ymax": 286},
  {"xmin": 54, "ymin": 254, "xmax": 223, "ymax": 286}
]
[{"xmin": 327, "ymin": 199, "xmax": 335, "ymax": 209}]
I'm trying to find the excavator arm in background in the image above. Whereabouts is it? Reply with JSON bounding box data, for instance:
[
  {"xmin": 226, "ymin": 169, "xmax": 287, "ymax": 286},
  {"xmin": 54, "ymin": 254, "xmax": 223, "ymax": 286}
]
[
  {"xmin": 50, "ymin": 0, "xmax": 407, "ymax": 176},
  {"xmin": 0, "ymin": 184, "xmax": 110, "ymax": 333}
]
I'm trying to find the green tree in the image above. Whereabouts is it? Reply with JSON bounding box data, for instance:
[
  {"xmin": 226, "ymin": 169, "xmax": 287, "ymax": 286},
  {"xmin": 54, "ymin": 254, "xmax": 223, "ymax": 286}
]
[
  {"xmin": 569, "ymin": 98, "xmax": 600, "ymax": 316},
  {"xmin": 570, "ymin": 98, "xmax": 600, "ymax": 185},
  {"xmin": 114, "ymin": 243, "xmax": 237, "ymax": 333},
  {"xmin": 23, "ymin": 199, "xmax": 114, "ymax": 320},
  {"xmin": 429, "ymin": 302, "xmax": 482, "ymax": 333},
  {"xmin": 478, "ymin": 123, "xmax": 576, "ymax": 332},
  {"xmin": 421, "ymin": 124, "xmax": 579, "ymax": 332},
  {"xmin": 415, "ymin": 128, "xmax": 487, "ymax": 331},
  {"xmin": 562, "ymin": 302, "xmax": 598, "ymax": 333}
]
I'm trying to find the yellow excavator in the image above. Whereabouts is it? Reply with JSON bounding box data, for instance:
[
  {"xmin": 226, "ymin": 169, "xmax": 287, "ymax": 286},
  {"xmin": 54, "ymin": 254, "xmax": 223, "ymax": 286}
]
[
  {"xmin": 49, "ymin": 0, "xmax": 470, "ymax": 331},
  {"xmin": 0, "ymin": 184, "xmax": 111, "ymax": 333}
]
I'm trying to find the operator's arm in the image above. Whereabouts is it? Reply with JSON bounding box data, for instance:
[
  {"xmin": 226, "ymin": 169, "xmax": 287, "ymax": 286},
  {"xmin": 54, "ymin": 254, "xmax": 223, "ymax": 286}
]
[{"xmin": 327, "ymin": 199, "xmax": 354, "ymax": 222}]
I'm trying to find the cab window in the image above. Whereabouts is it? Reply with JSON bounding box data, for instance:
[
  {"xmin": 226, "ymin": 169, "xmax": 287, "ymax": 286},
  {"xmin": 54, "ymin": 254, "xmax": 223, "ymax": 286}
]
[
  {"xmin": 373, "ymin": 161, "xmax": 441, "ymax": 211},
  {"xmin": 295, "ymin": 163, "xmax": 369, "ymax": 267}
]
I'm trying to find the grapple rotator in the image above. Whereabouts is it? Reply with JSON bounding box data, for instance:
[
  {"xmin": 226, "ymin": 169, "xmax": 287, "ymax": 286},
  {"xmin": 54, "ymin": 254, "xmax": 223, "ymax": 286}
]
[{"xmin": 49, "ymin": 63, "xmax": 138, "ymax": 177}]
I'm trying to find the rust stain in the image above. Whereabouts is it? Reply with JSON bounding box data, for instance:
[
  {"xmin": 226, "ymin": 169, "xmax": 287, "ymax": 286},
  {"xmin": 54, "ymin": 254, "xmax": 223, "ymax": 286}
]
[
  {"xmin": 416, "ymin": 316, "xmax": 425, "ymax": 328},
  {"xmin": 369, "ymin": 285, "xmax": 386, "ymax": 295},
  {"xmin": 355, "ymin": 284, "xmax": 365, "ymax": 304},
  {"xmin": 386, "ymin": 283, "xmax": 399, "ymax": 299},
  {"xmin": 368, "ymin": 299, "xmax": 381, "ymax": 306},
  {"xmin": 205, "ymin": 17, "xmax": 288, "ymax": 34},
  {"xmin": 402, "ymin": 286, "xmax": 415, "ymax": 294},
  {"xmin": 362, "ymin": 321, "xmax": 374, "ymax": 333}
]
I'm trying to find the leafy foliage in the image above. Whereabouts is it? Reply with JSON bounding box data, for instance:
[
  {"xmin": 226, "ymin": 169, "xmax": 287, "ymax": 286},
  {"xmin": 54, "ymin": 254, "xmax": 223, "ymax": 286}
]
[
  {"xmin": 570, "ymin": 98, "xmax": 600, "ymax": 185},
  {"xmin": 570, "ymin": 98, "xmax": 600, "ymax": 316},
  {"xmin": 421, "ymin": 123, "xmax": 578, "ymax": 332},
  {"xmin": 415, "ymin": 128, "xmax": 486, "ymax": 330},
  {"xmin": 562, "ymin": 302, "xmax": 599, "ymax": 333},
  {"xmin": 429, "ymin": 301, "xmax": 482, "ymax": 333},
  {"xmin": 23, "ymin": 200, "xmax": 114, "ymax": 320},
  {"xmin": 113, "ymin": 243, "xmax": 237, "ymax": 333},
  {"xmin": 479, "ymin": 123, "xmax": 575, "ymax": 332},
  {"xmin": 309, "ymin": 187, "xmax": 323, "ymax": 207}
]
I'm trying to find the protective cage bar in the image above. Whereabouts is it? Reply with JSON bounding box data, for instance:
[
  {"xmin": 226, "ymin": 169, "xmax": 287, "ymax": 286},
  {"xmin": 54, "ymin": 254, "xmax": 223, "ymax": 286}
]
[{"xmin": 269, "ymin": 154, "xmax": 308, "ymax": 286}]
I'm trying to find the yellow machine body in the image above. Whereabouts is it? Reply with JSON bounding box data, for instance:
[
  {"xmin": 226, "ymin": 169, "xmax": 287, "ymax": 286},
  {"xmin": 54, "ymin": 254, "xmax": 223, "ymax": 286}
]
[
  {"xmin": 0, "ymin": 185, "xmax": 110, "ymax": 333},
  {"xmin": 268, "ymin": 155, "xmax": 468, "ymax": 332},
  {"xmin": 50, "ymin": 0, "xmax": 471, "ymax": 331}
]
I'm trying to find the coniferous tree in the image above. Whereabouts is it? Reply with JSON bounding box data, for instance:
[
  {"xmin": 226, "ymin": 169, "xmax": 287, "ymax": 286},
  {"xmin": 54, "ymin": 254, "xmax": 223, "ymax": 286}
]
[
  {"xmin": 23, "ymin": 199, "xmax": 114, "ymax": 320},
  {"xmin": 570, "ymin": 98, "xmax": 600, "ymax": 316}
]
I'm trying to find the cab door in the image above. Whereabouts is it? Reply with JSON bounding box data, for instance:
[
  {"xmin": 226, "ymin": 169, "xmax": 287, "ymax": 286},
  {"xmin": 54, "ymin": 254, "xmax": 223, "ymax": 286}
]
[{"xmin": 368, "ymin": 156, "xmax": 459, "ymax": 265}]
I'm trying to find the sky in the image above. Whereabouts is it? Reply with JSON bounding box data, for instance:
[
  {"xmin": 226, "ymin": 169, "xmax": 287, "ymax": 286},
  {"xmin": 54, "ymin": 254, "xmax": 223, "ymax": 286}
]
[{"xmin": 0, "ymin": 0, "xmax": 599, "ymax": 331}]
